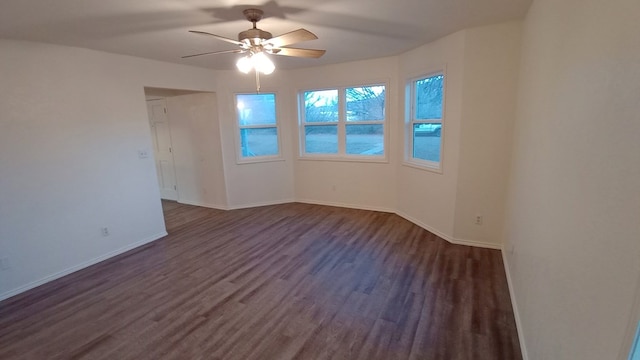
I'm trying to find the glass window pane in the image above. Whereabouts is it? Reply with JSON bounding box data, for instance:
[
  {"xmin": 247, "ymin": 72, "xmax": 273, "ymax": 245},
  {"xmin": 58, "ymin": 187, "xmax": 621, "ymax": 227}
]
[
  {"xmin": 415, "ymin": 74, "xmax": 444, "ymax": 120},
  {"xmin": 304, "ymin": 125, "xmax": 338, "ymax": 154},
  {"xmin": 346, "ymin": 86, "xmax": 386, "ymax": 121},
  {"xmin": 236, "ymin": 93, "xmax": 276, "ymax": 126},
  {"xmin": 304, "ymin": 90, "xmax": 338, "ymax": 122},
  {"xmin": 413, "ymin": 123, "xmax": 441, "ymax": 162},
  {"xmin": 346, "ymin": 124, "xmax": 384, "ymax": 155},
  {"xmin": 240, "ymin": 127, "xmax": 279, "ymax": 157}
]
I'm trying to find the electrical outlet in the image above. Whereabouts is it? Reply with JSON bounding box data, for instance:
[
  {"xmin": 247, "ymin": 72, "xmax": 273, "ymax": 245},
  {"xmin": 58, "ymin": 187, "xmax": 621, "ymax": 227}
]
[
  {"xmin": 138, "ymin": 149, "xmax": 149, "ymax": 159},
  {"xmin": 101, "ymin": 227, "xmax": 110, "ymax": 236},
  {"xmin": 475, "ymin": 215, "xmax": 483, "ymax": 225}
]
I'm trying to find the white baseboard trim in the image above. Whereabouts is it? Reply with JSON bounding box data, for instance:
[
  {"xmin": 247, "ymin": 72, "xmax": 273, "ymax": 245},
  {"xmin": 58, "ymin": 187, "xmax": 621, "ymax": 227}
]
[
  {"xmin": 295, "ymin": 198, "xmax": 395, "ymax": 214},
  {"xmin": 177, "ymin": 199, "xmax": 229, "ymax": 210},
  {"xmin": 501, "ymin": 248, "xmax": 528, "ymax": 360},
  {"xmin": 0, "ymin": 231, "xmax": 168, "ymax": 302},
  {"xmin": 449, "ymin": 237, "xmax": 502, "ymax": 250},
  {"xmin": 395, "ymin": 211, "xmax": 502, "ymax": 250},
  {"xmin": 395, "ymin": 210, "xmax": 454, "ymax": 243},
  {"xmin": 226, "ymin": 198, "xmax": 296, "ymax": 210}
]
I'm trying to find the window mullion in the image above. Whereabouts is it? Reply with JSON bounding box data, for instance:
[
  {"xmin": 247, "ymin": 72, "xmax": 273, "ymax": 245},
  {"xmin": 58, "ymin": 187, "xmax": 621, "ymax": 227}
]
[
  {"xmin": 409, "ymin": 84, "xmax": 415, "ymax": 161},
  {"xmin": 338, "ymin": 87, "xmax": 346, "ymax": 155},
  {"xmin": 240, "ymin": 124, "xmax": 276, "ymax": 130}
]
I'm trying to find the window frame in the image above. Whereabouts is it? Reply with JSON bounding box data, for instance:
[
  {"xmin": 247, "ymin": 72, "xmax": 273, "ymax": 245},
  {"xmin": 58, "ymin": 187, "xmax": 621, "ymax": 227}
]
[
  {"xmin": 234, "ymin": 92, "xmax": 283, "ymax": 164},
  {"xmin": 404, "ymin": 69, "xmax": 446, "ymax": 173},
  {"xmin": 298, "ymin": 83, "xmax": 388, "ymax": 162}
]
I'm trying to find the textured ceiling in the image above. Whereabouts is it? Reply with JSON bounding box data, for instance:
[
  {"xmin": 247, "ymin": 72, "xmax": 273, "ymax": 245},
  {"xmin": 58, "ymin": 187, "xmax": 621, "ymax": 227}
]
[{"xmin": 0, "ymin": 0, "xmax": 532, "ymax": 70}]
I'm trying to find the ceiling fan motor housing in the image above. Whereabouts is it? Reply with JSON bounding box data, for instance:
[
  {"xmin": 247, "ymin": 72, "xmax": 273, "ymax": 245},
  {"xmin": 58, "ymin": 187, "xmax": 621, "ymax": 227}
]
[
  {"xmin": 239, "ymin": 28, "xmax": 273, "ymax": 46},
  {"xmin": 239, "ymin": 9, "xmax": 272, "ymax": 47}
]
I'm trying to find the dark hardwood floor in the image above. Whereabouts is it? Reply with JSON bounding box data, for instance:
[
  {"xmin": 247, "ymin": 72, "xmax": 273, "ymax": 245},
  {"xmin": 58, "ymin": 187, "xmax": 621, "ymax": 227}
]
[{"xmin": 0, "ymin": 201, "xmax": 521, "ymax": 359}]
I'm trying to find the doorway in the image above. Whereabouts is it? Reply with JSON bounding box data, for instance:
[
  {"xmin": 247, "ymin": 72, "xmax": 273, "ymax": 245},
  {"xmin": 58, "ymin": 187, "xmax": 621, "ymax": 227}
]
[
  {"xmin": 146, "ymin": 99, "xmax": 179, "ymax": 200},
  {"xmin": 143, "ymin": 87, "xmax": 227, "ymax": 210}
]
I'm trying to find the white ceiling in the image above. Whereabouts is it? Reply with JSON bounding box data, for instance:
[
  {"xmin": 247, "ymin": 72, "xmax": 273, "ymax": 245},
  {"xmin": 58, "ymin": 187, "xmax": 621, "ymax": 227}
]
[{"xmin": 0, "ymin": 0, "xmax": 532, "ymax": 70}]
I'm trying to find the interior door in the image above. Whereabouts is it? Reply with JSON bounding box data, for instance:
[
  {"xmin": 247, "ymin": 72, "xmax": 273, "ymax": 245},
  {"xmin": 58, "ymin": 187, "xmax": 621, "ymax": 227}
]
[{"xmin": 147, "ymin": 99, "xmax": 178, "ymax": 200}]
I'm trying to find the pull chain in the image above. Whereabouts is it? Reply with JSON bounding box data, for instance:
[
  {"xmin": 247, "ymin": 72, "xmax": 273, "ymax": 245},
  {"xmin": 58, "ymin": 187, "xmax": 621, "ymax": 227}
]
[{"xmin": 255, "ymin": 69, "xmax": 261, "ymax": 93}]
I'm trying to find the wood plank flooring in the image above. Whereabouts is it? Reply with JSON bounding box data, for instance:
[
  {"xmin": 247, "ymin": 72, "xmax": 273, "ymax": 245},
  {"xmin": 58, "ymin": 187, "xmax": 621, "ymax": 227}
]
[{"xmin": 0, "ymin": 201, "xmax": 521, "ymax": 359}]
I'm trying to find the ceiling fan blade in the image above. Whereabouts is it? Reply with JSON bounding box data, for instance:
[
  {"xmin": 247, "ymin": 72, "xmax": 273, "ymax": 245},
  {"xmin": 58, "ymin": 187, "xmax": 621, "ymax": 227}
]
[
  {"xmin": 272, "ymin": 47, "xmax": 326, "ymax": 58},
  {"xmin": 265, "ymin": 29, "xmax": 318, "ymax": 48},
  {"xmin": 182, "ymin": 49, "xmax": 245, "ymax": 59},
  {"xmin": 188, "ymin": 30, "xmax": 243, "ymax": 46}
]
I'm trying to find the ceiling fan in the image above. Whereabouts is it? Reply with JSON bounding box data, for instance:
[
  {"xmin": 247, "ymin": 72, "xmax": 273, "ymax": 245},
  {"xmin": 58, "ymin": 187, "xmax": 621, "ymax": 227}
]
[{"xmin": 182, "ymin": 8, "xmax": 326, "ymax": 69}]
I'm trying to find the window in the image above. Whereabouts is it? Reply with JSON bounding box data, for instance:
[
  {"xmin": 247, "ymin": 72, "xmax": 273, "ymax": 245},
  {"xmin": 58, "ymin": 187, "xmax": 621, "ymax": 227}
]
[
  {"xmin": 631, "ymin": 321, "xmax": 640, "ymax": 360},
  {"xmin": 406, "ymin": 72, "xmax": 445, "ymax": 170},
  {"xmin": 235, "ymin": 93, "xmax": 280, "ymax": 161},
  {"xmin": 299, "ymin": 84, "xmax": 386, "ymax": 159}
]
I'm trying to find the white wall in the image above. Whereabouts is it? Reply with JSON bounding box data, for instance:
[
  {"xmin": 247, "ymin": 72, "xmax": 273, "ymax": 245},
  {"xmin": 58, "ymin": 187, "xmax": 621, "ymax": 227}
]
[
  {"xmin": 395, "ymin": 23, "xmax": 522, "ymax": 248},
  {"xmin": 289, "ymin": 57, "xmax": 399, "ymax": 212},
  {"xmin": 453, "ymin": 21, "xmax": 522, "ymax": 246},
  {"xmin": 144, "ymin": 73, "xmax": 297, "ymax": 212},
  {"xmin": 213, "ymin": 70, "xmax": 296, "ymax": 209},
  {"xmin": 0, "ymin": 40, "xmax": 218, "ymax": 299},
  {"xmin": 396, "ymin": 31, "xmax": 466, "ymax": 240},
  {"xmin": 286, "ymin": 25, "xmax": 521, "ymax": 247},
  {"xmin": 165, "ymin": 93, "xmax": 228, "ymax": 209},
  {"xmin": 503, "ymin": 0, "xmax": 640, "ymax": 358}
]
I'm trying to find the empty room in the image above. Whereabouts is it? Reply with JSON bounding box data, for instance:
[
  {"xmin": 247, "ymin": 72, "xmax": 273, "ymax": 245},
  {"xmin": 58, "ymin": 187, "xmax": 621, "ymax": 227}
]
[{"xmin": 1, "ymin": 0, "xmax": 639, "ymax": 359}]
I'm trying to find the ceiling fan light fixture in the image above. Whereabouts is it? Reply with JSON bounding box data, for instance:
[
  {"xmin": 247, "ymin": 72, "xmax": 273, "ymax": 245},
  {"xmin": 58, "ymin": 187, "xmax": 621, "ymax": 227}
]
[
  {"xmin": 253, "ymin": 52, "xmax": 275, "ymax": 75},
  {"xmin": 236, "ymin": 52, "xmax": 275, "ymax": 75},
  {"xmin": 236, "ymin": 55, "xmax": 253, "ymax": 73}
]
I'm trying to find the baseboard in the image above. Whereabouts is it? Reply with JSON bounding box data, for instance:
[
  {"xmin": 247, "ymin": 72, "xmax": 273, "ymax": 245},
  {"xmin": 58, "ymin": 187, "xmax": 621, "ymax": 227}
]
[
  {"xmin": 0, "ymin": 231, "xmax": 168, "ymax": 302},
  {"xmin": 177, "ymin": 199, "xmax": 229, "ymax": 210},
  {"xmin": 295, "ymin": 198, "xmax": 395, "ymax": 214},
  {"xmin": 449, "ymin": 237, "xmax": 502, "ymax": 250},
  {"xmin": 501, "ymin": 248, "xmax": 529, "ymax": 360},
  {"xmin": 226, "ymin": 198, "xmax": 296, "ymax": 210},
  {"xmin": 395, "ymin": 211, "xmax": 502, "ymax": 250}
]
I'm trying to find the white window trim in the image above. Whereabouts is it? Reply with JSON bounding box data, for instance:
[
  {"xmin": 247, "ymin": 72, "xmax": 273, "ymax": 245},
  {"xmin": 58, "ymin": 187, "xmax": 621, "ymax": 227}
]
[
  {"xmin": 297, "ymin": 83, "xmax": 388, "ymax": 163},
  {"xmin": 403, "ymin": 69, "xmax": 446, "ymax": 173},
  {"xmin": 234, "ymin": 92, "xmax": 283, "ymax": 164}
]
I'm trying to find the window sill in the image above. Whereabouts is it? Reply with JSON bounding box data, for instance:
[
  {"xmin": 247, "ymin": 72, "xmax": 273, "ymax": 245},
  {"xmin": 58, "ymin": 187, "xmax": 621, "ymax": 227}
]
[
  {"xmin": 298, "ymin": 155, "xmax": 388, "ymax": 164},
  {"xmin": 402, "ymin": 160, "xmax": 442, "ymax": 174},
  {"xmin": 236, "ymin": 156, "xmax": 285, "ymax": 165}
]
